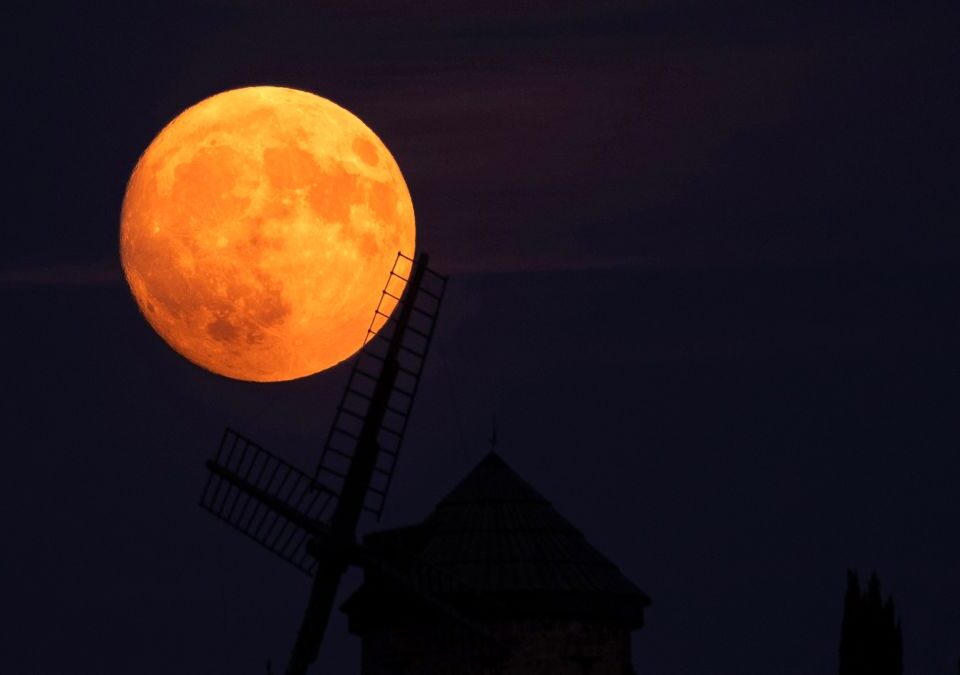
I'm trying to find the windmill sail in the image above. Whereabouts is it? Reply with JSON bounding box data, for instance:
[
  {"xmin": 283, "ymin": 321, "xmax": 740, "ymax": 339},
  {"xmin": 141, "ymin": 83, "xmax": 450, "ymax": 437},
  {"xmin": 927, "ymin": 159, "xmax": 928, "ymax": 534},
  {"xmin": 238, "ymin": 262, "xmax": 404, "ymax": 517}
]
[
  {"xmin": 200, "ymin": 428, "xmax": 336, "ymax": 576},
  {"xmin": 315, "ymin": 251, "xmax": 446, "ymax": 519}
]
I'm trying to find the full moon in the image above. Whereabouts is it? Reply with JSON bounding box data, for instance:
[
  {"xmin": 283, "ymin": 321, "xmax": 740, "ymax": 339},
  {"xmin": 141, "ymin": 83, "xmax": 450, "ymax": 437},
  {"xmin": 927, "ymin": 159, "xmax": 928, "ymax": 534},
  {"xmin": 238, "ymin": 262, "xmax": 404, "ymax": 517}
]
[{"xmin": 120, "ymin": 86, "xmax": 415, "ymax": 382}]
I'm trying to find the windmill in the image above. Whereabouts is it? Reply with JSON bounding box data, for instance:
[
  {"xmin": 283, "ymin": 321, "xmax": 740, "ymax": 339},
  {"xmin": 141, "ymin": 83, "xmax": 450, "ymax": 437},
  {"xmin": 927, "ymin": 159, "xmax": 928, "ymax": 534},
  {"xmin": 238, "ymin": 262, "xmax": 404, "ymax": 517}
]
[{"xmin": 199, "ymin": 251, "xmax": 456, "ymax": 674}]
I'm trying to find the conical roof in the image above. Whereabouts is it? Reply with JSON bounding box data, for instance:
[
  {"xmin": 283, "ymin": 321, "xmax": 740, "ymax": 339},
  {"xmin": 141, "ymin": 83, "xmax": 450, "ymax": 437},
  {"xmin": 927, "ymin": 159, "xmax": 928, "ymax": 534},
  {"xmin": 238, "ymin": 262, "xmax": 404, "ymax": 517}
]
[{"xmin": 343, "ymin": 452, "xmax": 650, "ymax": 630}]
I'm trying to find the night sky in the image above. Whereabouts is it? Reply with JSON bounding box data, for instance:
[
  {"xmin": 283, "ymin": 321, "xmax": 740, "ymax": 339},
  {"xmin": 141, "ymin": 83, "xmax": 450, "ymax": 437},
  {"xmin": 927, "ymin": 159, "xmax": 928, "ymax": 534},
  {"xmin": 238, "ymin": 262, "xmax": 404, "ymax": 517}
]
[{"xmin": 3, "ymin": 2, "xmax": 959, "ymax": 674}]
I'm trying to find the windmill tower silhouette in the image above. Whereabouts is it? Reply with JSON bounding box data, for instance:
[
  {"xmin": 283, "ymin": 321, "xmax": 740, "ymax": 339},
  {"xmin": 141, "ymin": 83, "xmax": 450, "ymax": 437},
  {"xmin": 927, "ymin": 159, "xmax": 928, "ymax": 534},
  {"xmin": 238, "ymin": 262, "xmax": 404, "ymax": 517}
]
[{"xmin": 200, "ymin": 252, "xmax": 460, "ymax": 674}]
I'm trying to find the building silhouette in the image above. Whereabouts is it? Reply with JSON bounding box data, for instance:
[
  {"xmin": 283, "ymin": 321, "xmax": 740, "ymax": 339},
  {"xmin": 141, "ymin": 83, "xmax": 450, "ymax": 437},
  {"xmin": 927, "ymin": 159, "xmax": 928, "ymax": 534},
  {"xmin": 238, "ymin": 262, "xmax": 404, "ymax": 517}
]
[{"xmin": 342, "ymin": 452, "xmax": 651, "ymax": 674}]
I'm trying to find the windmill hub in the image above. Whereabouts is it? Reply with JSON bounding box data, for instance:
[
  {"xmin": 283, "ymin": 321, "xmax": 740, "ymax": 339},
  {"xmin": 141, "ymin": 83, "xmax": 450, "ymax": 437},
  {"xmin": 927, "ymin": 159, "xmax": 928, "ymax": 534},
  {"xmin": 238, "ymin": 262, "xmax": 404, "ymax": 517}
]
[{"xmin": 304, "ymin": 534, "xmax": 357, "ymax": 561}]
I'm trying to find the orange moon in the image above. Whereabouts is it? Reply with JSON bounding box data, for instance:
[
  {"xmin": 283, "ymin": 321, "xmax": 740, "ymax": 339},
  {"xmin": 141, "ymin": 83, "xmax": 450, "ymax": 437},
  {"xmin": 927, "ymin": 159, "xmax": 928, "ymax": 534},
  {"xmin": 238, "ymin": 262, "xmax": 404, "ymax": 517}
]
[{"xmin": 120, "ymin": 86, "xmax": 415, "ymax": 382}]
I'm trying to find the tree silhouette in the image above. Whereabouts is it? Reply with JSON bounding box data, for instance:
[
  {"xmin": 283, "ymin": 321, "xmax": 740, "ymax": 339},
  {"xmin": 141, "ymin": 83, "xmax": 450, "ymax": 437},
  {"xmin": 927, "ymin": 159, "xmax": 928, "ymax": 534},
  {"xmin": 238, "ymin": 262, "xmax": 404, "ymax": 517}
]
[{"xmin": 839, "ymin": 570, "xmax": 903, "ymax": 675}]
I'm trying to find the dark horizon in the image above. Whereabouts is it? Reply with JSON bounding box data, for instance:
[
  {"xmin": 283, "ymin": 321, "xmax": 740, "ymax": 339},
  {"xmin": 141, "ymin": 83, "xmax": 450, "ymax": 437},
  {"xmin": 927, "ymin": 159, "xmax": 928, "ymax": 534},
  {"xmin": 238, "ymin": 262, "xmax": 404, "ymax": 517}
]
[{"xmin": 3, "ymin": 1, "xmax": 959, "ymax": 674}]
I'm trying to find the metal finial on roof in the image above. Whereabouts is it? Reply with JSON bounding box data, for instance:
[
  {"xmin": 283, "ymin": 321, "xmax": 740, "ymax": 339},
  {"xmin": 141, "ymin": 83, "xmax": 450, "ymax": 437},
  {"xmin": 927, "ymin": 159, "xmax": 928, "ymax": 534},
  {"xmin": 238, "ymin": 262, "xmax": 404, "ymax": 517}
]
[{"xmin": 489, "ymin": 416, "xmax": 497, "ymax": 453}]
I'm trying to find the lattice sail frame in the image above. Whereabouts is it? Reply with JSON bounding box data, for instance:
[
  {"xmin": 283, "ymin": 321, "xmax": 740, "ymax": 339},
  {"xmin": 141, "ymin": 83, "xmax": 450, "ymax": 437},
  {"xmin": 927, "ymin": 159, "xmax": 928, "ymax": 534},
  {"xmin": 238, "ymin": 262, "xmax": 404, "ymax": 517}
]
[
  {"xmin": 314, "ymin": 251, "xmax": 446, "ymax": 519},
  {"xmin": 200, "ymin": 428, "xmax": 336, "ymax": 576}
]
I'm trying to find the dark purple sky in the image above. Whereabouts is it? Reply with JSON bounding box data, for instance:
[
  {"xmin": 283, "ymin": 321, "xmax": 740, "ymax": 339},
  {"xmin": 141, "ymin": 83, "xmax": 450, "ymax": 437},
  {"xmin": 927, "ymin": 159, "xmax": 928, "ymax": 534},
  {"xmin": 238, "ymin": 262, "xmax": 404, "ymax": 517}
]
[{"xmin": 3, "ymin": 2, "xmax": 958, "ymax": 674}]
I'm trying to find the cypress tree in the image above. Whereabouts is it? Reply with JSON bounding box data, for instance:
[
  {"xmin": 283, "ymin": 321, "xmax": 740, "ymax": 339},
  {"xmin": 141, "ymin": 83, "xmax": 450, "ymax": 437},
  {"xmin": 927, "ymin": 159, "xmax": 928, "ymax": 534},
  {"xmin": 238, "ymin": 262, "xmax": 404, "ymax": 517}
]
[{"xmin": 838, "ymin": 570, "xmax": 903, "ymax": 675}]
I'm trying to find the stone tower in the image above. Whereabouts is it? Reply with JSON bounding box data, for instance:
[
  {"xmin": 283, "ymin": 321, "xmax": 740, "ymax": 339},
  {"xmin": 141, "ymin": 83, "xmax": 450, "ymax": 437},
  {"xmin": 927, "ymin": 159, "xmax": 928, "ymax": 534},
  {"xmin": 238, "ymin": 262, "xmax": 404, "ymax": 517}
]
[{"xmin": 342, "ymin": 452, "xmax": 651, "ymax": 674}]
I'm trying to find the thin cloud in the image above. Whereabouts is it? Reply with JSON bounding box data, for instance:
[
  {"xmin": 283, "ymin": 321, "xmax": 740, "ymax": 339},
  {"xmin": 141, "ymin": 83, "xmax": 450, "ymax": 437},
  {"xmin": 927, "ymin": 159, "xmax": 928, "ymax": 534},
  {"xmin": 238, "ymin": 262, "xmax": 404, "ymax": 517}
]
[
  {"xmin": 0, "ymin": 262, "xmax": 123, "ymax": 286},
  {"xmin": 442, "ymin": 252, "xmax": 654, "ymax": 277}
]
